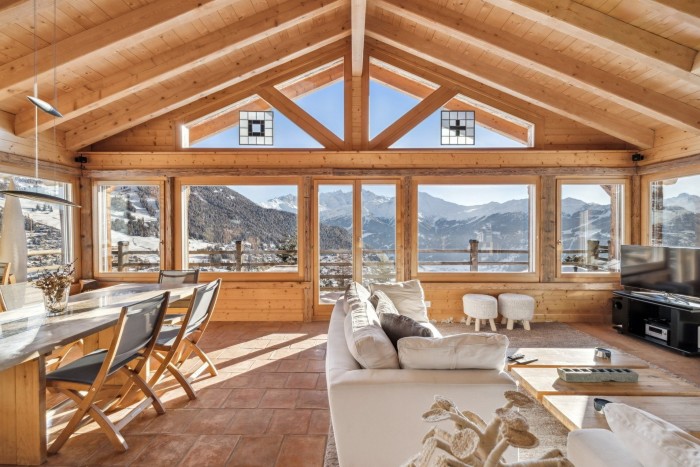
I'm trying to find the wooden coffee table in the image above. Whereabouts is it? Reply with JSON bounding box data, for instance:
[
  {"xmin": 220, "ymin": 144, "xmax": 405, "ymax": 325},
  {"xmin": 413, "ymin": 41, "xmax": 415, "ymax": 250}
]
[
  {"xmin": 506, "ymin": 347, "xmax": 648, "ymax": 371},
  {"xmin": 511, "ymin": 367, "xmax": 700, "ymax": 401},
  {"xmin": 542, "ymin": 395, "xmax": 700, "ymax": 439}
]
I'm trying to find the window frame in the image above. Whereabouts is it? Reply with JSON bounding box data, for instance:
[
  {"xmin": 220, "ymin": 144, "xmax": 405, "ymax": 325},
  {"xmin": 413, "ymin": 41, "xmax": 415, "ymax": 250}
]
[
  {"xmin": 312, "ymin": 177, "xmax": 404, "ymax": 310},
  {"xmin": 555, "ymin": 177, "xmax": 630, "ymax": 282},
  {"xmin": 0, "ymin": 162, "xmax": 80, "ymax": 281},
  {"xmin": 641, "ymin": 168, "xmax": 700, "ymax": 247},
  {"xmin": 175, "ymin": 176, "xmax": 305, "ymax": 282},
  {"xmin": 411, "ymin": 176, "xmax": 539, "ymax": 282},
  {"xmin": 92, "ymin": 179, "xmax": 167, "ymax": 280}
]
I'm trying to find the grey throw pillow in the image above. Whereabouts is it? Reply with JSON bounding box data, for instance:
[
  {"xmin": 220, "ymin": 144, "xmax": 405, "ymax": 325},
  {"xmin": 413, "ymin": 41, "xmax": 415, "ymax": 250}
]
[
  {"xmin": 369, "ymin": 290, "xmax": 400, "ymax": 315},
  {"xmin": 379, "ymin": 313, "xmax": 434, "ymax": 349}
]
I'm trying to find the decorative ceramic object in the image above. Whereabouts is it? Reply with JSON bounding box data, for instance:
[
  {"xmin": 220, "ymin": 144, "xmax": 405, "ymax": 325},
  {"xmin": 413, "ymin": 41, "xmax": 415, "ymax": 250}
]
[{"xmin": 405, "ymin": 391, "xmax": 573, "ymax": 467}]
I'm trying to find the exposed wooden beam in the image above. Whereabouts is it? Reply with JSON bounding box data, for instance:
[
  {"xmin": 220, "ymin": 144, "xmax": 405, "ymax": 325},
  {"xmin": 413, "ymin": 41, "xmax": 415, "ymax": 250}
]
[
  {"xmin": 257, "ymin": 86, "xmax": 345, "ymax": 150},
  {"xmin": 64, "ymin": 23, "xmax": 350, "ymax": 150},
  {"xmin": 378, "ymin": 0, "xmax": 700, "ymax": 133},
  {"xmin": 14, "ymin": 0, "xmax": 344, "ymax": 137},
  {"xmin": 369, "ymin": 86, "xmax": 457, "ymax": 149},
  {"xmin": 0, "ymin": 0, "xmax": 238, "ymax": 104},
  {"xmin": 345, "ymin": 51, "xmax": 369, "ymax": 149},
  {"xmin": 367, "ymin": 18, "xmax": 654, "ymax": 148},
  {"xmin": 171, "ymin": 41, "xmax": 348, "ymax": 126},
  {"xmin": 482, "ymin": 0, "xmax": 700, "ymax": 84},
  {"xmin": 0, "ymin": 0, "xmax": 52, "ymax": 30},
  {"xmin": 351, "ymin": 0, "xmax": 368, "ymax": 76},
  {"xmin": 637, "ymin": 0, "xmax": 700, "ymax": 30},
  {"xmin": 189, "ymin": 63, "xmax": 344, "ymax": 144},
  {"xmin": 369, "ymin": 63, "xmax": 529, "ymax": 144}
]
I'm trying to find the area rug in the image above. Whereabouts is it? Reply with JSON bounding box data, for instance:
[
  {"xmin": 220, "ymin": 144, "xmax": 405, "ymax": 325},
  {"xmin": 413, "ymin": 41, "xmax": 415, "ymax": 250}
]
[{"xmin": 323, "ymin": 322, "xmax": 606, "ymax": 466}]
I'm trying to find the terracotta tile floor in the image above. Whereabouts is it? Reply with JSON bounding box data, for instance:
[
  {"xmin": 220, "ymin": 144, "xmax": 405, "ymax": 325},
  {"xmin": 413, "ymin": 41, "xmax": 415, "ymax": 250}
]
[{"xmin": 45, "ymin": 321, "xmax": 330, "ymax": 467}]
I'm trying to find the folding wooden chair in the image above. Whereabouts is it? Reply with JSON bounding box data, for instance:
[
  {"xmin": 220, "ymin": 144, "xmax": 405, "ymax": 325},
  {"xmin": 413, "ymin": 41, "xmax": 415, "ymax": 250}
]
[
  {"xmin": 149, "ymin": 279, "xmax": 221, "ymax": 400},
  {"xmin": 45, "ymin": 292, "xmax": 170, "ymax": 454},
  {"xmin": 0, "ymin": 262, "xmax": 11, "ymax": 285}
]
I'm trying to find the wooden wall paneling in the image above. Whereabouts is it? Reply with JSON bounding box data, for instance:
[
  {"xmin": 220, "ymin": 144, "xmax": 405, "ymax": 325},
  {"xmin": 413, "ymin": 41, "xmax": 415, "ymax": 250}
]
[
  {"xmin": 212, "ymin": 282, "xmax": 308, "ymax": 322},
  {"xmin": 640, "ymin": 128, "xmax": 700, "ymax": 164},
  {"xmin": 91, "ymin": 120, "xmax": 176, "ymax": 152},
  {"xmin": 540, "ymin": 175, "xmax": 556, "ymax": 282},
  {"xmin": 79, "ymin": 175, "xmax": 94, "ymax": 279},
  {"xmin": 402, "ymin": 175, "xmax": 412, "ymax": 281},
  {"xmin": 0, "ymin": 111, "xmax": 75, "ymax": 165}
]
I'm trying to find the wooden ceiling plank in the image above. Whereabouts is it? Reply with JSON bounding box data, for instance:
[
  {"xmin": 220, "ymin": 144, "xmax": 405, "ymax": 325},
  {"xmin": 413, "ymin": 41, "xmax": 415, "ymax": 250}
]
[
  {"xmin": 175, "ymin": 40, "xmax": 348, "ymax": 124},
  {"xmin": 635, "ymin": 0, "xmax": 700, "ymax": 31},
  {"xmin": 351, "ymin": 0, "xmax": 368, "ymax": 76},
  {"xmin": 257, "ymin": 86, "xmax": 345, "ymax": 150},
  {"xmin": 189, "ymin": 62, "xmax": 344, "ymax": 143},
  {"xmin": 369, "ymin": 63, "xmax": 529, "ymax": 144},
  {"xmin": 64, "ymin": 23, "xmax": 350, "ymax": 150},
  {"xmin": 482, "ymin": 0, "xmax": 700, "ymax": 85},
  {"xmin": 0, "ymin": 0, "xmax": 241, "ymax": 104},
  {"xmin": 0, "ymin": 0, "xmax": 53, "ymax": 30},
  {"xmin": 378, "ymin": 0, "xmax": 700, "ymax": 133},
  {"xmin": 369, "ymin": 85, "xmax": 458, "ymax": 149},
  {"xmin": 366, "ymin": 19, "xmax": 654, "ymax": 148},
  {"xmin": 14, "ymin": 0, "xmax": 344, "ymax": 137}
]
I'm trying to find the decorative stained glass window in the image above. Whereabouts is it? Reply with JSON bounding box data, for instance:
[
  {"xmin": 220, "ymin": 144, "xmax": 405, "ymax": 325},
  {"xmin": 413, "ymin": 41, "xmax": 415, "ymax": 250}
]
[
  {"xmin": 240, "ymin": 111, "xmax": 273, "ymax": 145},
  {"xmin": 441, "ymin": 110, "xmax": 475, "ymax": 145}
]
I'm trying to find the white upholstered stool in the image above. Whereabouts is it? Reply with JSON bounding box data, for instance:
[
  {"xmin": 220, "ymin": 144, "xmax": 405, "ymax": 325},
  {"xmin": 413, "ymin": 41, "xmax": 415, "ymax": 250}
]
[
  {"xmin": 462, "ymin": 294, "xmax": 497, "ymax": 332},
  {"xmin": 498, "ymin": 293, "xmax": 535, "ymax": 330}
]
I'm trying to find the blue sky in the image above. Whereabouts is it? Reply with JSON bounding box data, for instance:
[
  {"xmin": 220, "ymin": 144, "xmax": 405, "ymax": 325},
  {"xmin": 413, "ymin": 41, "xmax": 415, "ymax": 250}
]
[{"xmin": 193, "ymin": 80, "xmax": 524, "ymax": 150}]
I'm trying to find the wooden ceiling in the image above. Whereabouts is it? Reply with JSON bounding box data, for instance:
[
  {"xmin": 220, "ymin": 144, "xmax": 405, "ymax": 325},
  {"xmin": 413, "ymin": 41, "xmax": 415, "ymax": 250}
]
[{"xmin": 1, "ymin": 0, "xmax": 699, "ymax": 151}]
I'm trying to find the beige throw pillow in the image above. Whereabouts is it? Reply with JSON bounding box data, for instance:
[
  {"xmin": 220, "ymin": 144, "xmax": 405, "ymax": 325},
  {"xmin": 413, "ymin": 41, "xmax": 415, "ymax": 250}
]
[
  {"xmin": 605, "ymin": 403, "xmax": 700, "ymax": 467},
  {"xmin": 397, "ymin": 333, "xmax": 509, "ymax": 370},
  {"xmin": 369, "ymin": 290, "xmax": 400, "ymax": 316},
  {"xmin": 370, "ymin": 280, "xmax": 429, "ymax": 322},
  {"xmin": 344, "ymin": 300, "xmax": 399, "ymax": 369}
]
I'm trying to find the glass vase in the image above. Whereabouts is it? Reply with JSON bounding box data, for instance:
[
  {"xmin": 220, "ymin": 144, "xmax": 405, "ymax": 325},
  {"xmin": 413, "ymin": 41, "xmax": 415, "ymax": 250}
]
[{"xmin": 43, "ymin": 286, "xmax": 70, "ymax": 315}]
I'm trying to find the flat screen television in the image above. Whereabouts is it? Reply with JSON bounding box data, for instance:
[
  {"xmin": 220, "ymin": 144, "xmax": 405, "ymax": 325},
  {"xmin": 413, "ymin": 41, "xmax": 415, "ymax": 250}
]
[{"xmin": 621, "ymin": 245, "xmax": 700, "ymax": 298}]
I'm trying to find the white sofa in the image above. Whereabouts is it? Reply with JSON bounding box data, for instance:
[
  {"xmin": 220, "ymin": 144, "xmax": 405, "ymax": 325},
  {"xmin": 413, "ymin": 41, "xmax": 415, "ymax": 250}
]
[
  {"xmin": 326, "ymin": 299, "xmax": 516, "ymax": 467},
  {"xmin": 567, "ymin": 429, "xmax": 642, "ymax": 467}
]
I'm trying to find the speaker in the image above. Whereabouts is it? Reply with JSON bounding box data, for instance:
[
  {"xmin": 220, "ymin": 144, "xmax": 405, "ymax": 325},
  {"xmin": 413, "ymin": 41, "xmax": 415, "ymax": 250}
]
[{"xmin": 612, "ymin": 297, "xmax": 628, "ymax": 330}]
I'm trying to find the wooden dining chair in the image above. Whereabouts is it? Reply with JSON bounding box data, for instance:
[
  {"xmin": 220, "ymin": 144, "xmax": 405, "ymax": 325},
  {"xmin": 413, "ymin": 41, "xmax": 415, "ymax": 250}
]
[
  {"xmin": 149, "ymin": 279, "xmax": 221, "ymax": 400},
  {"xmin": 0, "ymin": 262, "xmax": 11, "ymax": 285},
  {"xmin": 45, "ymin": 292, "xmax": 170, "ymax": 454}
]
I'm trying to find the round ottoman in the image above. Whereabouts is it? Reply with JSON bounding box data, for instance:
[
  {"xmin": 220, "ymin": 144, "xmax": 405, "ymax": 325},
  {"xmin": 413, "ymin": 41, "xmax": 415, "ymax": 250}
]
[
  {"xmin": 498, "ymin": 293, "xmax": 535, "ymax": 330},
  {"xmin": 462, "ymin": 294, "xmax": 497, "ymax": 332}
]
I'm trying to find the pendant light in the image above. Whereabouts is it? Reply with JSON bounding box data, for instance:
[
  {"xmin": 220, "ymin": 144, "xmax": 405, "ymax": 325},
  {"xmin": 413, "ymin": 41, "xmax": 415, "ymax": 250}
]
[{"xmin": 0, "ymin": 0, "xmax": 79, "ymax": 208}]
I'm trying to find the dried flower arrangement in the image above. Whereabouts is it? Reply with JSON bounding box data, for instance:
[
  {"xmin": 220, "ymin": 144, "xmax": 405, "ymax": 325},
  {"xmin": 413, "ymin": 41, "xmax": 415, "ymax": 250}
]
[
  {"xmin": 406, "ymin": 391, "xmax": 573, "ymax": 467},
  {"xmin": 33, "ymin": 261, "xmax": 75, "ymax": 313}
]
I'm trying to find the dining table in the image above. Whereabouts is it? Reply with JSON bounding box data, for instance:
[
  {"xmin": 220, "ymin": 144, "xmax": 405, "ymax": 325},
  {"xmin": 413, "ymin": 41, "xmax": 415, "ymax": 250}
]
[{"xmin": 0, "ymin": 282, "xmax": 197, "ymax": 465}]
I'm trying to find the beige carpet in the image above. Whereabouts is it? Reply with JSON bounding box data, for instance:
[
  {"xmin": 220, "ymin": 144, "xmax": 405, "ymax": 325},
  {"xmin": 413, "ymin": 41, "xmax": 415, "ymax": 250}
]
[{"xmin": 323, "ymin": 322, "xmax": 606, "ymax": 466}]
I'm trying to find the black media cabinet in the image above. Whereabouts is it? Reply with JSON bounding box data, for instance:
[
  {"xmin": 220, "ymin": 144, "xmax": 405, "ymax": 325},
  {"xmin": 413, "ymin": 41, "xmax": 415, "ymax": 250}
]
[{"xmin": 612, "ymin": 291, "xmax": 700, "ymax": 356}]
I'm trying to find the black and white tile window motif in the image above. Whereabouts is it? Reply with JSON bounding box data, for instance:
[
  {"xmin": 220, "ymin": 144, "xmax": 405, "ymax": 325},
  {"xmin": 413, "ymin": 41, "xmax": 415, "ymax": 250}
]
[
  {"xmin": 240, "ymin": 111, "xmax": 273, "ymax": 145},
  {"xmin": 441, "ymin": 110, "xmax": 475, "ymax": 145}
]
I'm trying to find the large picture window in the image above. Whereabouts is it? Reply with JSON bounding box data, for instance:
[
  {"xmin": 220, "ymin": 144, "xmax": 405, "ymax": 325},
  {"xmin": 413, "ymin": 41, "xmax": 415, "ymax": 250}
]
[
  {"xmin": 649, "ymin": 173, "xmax": 700, "ymax": 248},
  {"xmin": 0, "ymin": 174, "xmax": 74, "ymax": 280},
  {"xmin": 95, "ymin": 182, "xmax": 163, "ymax": 274},
  {"xmin": 558, "ymin": 180, "xmax": 625, "ymax": 275},
  {"xmin": 180, "ymin": 181, "xmax": 300, "ymax": 274},
  {"xmin": 415, "ymin": 180, "xmax": 536, "ymax": 274}
]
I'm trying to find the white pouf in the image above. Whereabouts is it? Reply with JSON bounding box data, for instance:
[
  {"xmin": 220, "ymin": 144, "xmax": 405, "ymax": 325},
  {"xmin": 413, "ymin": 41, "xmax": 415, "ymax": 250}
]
[
  {"xmin": 462, "ymin": 294, "xmax": 497, "ymax": 332},
  {"xmin": 498, "ymin": 293, "xmax": 535, "ymax": 330}
]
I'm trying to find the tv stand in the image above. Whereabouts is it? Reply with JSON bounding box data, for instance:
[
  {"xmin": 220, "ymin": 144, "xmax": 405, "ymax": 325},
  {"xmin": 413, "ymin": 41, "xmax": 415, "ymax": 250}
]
[{"xmin": 613, "ymin": 291, "xmax": 700, "ymax": 356}]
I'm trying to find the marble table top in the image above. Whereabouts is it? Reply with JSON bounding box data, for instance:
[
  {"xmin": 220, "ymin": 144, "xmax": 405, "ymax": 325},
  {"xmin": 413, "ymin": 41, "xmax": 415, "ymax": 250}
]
[{"xmin": 0, "ymin": 283, "xmax": 196, "ymax": 372}]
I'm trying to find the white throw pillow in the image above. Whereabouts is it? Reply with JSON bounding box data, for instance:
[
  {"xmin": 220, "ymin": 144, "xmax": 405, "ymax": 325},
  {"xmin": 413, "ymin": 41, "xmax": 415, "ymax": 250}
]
[
  {"xmin": 343, "ymin": 281, "xmax": 371, "ymax": 313},
  {"xmin": 344, "ymin": 300, "xmax": 399, "ymax": 369},
  {"xmin": 370, "ymin": 280, "xmax": 429, "ymax": 323},
  {"xmin": 604, "ymin": 403, "xmax": 700, "ymax": 467},
  {"xmin": 397, "ymin": 333, "xmax": 509, "ymax": 370}
]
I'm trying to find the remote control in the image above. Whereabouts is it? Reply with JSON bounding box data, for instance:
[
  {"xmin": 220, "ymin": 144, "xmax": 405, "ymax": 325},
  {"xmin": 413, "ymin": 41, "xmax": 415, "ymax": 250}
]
[{"xmin": 508, "ymin": 353, "xmax": 525, "ymax": 361}]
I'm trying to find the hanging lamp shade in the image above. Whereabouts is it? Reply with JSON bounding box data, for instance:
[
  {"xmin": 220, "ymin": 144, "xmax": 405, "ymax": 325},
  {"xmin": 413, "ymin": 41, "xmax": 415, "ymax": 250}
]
[
  {"xmin": 0, "ymin": 189, "xmax": 80, "ymax": 207},
  {"xmin": 27, "ymin": 95, "xmax": 63, "ymax": 117}
]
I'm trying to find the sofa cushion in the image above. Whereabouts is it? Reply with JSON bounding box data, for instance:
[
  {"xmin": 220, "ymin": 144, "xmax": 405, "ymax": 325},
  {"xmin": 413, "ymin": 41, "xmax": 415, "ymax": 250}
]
[
  {"xmin": 343, "ymin": 281, "xmax": 371, "ymax": 313},
  {"xmin": 344, "ymin": 300, "xmax": 399, "ymax": 369},
  {"xmin": 379, "ymin": 313, "xmax": 434, "ymax": 348},
  {"xmin": 369, "ymin": 290, "xmax": 400, "ymax": 316},
  {"xmin": 370, "ymin": 280, "xmax": 429, "ymax": 322},
  {"xmin": 397, "ymin": 333, "xmax": 508, "ymax": 370},
  {"xmin": 604, "ymin": 403, "xmax": 700, "ymax": 467}
]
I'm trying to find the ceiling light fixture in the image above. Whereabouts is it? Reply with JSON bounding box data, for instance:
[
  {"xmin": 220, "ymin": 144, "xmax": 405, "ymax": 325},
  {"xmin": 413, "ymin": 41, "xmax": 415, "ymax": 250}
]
[{"xmin": 0, "ymin": 0, "xmax": 79, "ymax": 208}]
